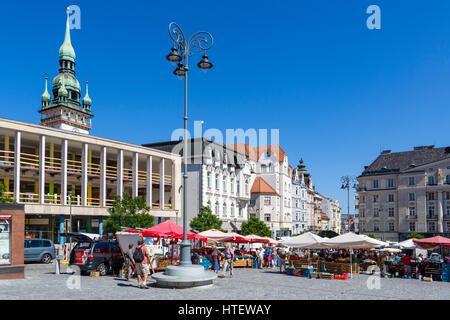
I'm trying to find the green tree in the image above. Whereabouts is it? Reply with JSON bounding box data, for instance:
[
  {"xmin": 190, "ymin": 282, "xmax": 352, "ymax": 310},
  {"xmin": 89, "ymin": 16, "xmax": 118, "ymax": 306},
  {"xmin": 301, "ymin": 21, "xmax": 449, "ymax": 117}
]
[
  {"xmin": 0, "ymin": 182, "xmax": 15, "ymax": 204},
  {"xmin": 318, "ymin": 230, "xmax": 338, "ymax": 238},
  {"xmin": 240, "ymin": 216, "xmax": 272, "ymax": 237},
  {"xmin": 367, "ymin": 233, "xmax": 378, "ymax": 239},
  {"xmin": 407, "ymin": 232, "xmax": 425, "ymax": 239},
  {"xmin": 190, "ymin": 206, "xmax": 223, "ymax": 233},
  {"xmin": 103, "ymin": 193, "xmax": 154, "ymax": 235}
]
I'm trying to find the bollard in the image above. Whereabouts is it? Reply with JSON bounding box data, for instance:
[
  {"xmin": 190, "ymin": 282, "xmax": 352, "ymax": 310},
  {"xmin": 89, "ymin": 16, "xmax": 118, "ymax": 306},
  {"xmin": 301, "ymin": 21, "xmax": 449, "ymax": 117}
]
[{"xmin": 55, "ymin": 258, "xmax": 61, "ymax": 274}]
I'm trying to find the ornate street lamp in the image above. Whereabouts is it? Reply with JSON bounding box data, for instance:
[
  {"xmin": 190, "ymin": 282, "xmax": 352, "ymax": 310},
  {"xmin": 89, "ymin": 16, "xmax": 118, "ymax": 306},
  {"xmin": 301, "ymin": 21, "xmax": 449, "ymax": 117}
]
[
  {"xmin": 152, "ymin": 22, "xmax": 215, "ymax": 288},
  {"xmin": 341, "ymin": 176, "xmax": 357, "ymax": 233}
]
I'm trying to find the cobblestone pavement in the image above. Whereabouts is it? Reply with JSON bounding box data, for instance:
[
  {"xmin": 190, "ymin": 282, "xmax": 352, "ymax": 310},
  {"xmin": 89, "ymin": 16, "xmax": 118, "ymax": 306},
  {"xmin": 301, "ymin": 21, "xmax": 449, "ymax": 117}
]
[{"xmin": 1, "ymin": 262, "xmax": 449, "ymax": 300}]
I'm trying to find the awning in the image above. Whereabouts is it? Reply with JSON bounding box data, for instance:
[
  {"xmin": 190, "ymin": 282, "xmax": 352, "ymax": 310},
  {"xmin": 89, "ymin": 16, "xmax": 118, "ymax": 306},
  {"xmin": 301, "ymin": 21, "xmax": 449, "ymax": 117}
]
[
  {"xmin": 280, "ymin": 232, "xmax": 327, "ymax": 248},
  {"xmin": 413, "ymin": 236, "xmax": 450, "ymax": 249}
]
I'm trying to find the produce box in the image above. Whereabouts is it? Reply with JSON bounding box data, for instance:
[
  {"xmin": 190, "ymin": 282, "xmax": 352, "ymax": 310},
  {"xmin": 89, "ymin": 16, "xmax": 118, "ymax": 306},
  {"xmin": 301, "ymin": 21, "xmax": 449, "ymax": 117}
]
[
  {"xmin": 422, "ymin": 277, "xmax": 433, "ymax": 282},
  {"xmin": 311, "ymin": 272, "xmax": 319, "ymax": 279},
  {"xmin": 90, "ymin": 271, "xmax": 100, "ymax": 277},
  {"xmin": 302, "ymin": 268, "xmax": 314, "ymax": 278},
  {"xmin": 319, "ymin": 272, "xmax": 334, "ymax": 280}
]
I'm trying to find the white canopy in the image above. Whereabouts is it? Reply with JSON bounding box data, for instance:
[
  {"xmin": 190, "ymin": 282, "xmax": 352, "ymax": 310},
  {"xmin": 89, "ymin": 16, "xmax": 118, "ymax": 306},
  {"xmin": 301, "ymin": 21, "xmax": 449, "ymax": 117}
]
[
  {"xmin": 390, "ymin": 238, "xmax": 418, "ymax": 249},
  {"xmin": 280, "ymin": 232, "xmax": 327, "ymax": 248},
  {"xmin": 322, "ymin": 232, "xmax": 385, "ymax": 249}
]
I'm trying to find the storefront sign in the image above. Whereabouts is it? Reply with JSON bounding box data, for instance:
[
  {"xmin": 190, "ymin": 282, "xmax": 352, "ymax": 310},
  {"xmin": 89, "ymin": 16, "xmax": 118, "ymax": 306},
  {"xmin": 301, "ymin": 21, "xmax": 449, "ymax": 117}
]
[
  {"xmin": 28, "ymin": 218, "xmax": 49, "ymax": 225},
  {"xmin": 91, "ymin": 219, "xmax": 99, "ymax": 228},
  {"xmin": 0, "ymin": 216, "xmax": 11, "ymax": 265}
]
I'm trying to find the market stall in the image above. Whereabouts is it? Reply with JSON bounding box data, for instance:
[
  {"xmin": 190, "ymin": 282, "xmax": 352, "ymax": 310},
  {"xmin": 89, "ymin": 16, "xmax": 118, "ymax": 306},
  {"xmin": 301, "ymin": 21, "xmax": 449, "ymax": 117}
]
[{"xmin": 413, "ymin": 236, "xmax": 450, "ymax": 282}]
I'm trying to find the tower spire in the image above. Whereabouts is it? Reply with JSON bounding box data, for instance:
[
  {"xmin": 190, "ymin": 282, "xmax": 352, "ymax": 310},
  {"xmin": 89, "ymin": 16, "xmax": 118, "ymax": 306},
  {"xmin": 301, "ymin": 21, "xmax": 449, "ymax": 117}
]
[
  {"xmin": 41, "ymin": 75, "xmax": 51, "ymax": 108},
  {"xmin": 59, "ymin": 7, "xmax": 76, "ymax": 63},
  {"xmin": 83, "ymin": 80, "xmax": 92, "ymax": 111}
]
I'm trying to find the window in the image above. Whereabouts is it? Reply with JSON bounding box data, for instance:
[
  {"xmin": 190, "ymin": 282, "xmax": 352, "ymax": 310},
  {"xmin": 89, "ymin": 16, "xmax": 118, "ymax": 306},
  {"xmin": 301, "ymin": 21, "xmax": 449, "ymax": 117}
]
[
  {"xmin": 245, "ymin": 180, "xmax": 249, "ymax": 195},
  {"xmin": 215, "ymin": 202, "xmax": 219, "ymax": 216},
  {"xmin": 223, "ymin": 204, "xmax": 227, "ymax": 217},
  {"xmin": 223, "ymin": 176, "xmax": 227, "ymax": 192},
  {"xmin": 409, "ymin": 193, "xmax": 415, "ymax": 201},
  {"xmin": 428, "ymin": 222, "xmax": 436, "ymax": 232},
  {"xmin": 237, "ymin": 181, "xmax": 240, "ymax": 194},
  {"xmin": 388, "ymin": 222, "xmax": 395, "ymax": 232},
  {"xmin": 374, "ymin": 208, "xmax": 379, "ymax": 217},
  {"xmin": 427, "ymin": 192, "xmax": 435, "ymax": 201},
  {"xmin": 261, "ymin": 164, "xmax": 267, "ymax": 173},
  {"xmin": 264, "ymin": 214, "xmax": 271, "ymax": 222},
  {"xmin": 360, "ymin": 208, "xmax": 365, "ymax": 217},
  {"xmin": 428, "ymin": 176, "xmax": 435, "ymax": 185},
  {"xmin": 409, "ymin": 207, "xmax": 416, "ymax": 217},
  {"xmin": 215, "ymin": 175, "xmax": 219, "ymax": 190},
  {"xmin": 428, "ymin": 206, "xmax": 435, "ymax": 218},
  {"xmin": 446, "ymin": 175, "xmax": 450, "ymax": 184},
  {"xmin": 374, "ymin": 222, "xmax": 379, "ymax": 232},
  {"xmin": 409, "ymin": 177, "xmax": 415, "ymax": 186},
  {"xmin": 231, "ymin": 179, "xmax": 234, "ymax": 193},
  {"xmin": 269, "ymin": 163, "xmax": 273, "ymax": 172},
  {"xmin": 264, "ymin": 197, "xmax": 271, "ymax": 205},
  {"xmin": 388, "ymin": 194, "xmax": 394, "ymax": 202},
  {"xmin": 373, "ymin": 180, "xmax": 379, "ymax": 188},
  {"xmin": 447, "ymin": 222, "xmax": 450, "ymax": 232},
  {"xmin": 238, "ymin": 207, "xmax": 243, "ymax": 217},
  {"xmin": 361, "ymin": 196, "xmax": 365, "ymax": 203},
  {"xmin": 230, "ymin": 204, "xmax": 235, "ymax": 217},
  {"xmin": 249, "ymin": 199, "xmax": 256, "ymax": 206},
  {"xmin": 207, "ymin": 173, "xmax": 211, "ymax": 189},
  {"xmin": 409, "ymin": 222, "xmax": 415, "ymax": 232},
  {"xmin": 388, "ymin": 208, "xmax": 395, "ymax": 217},
  {"xmin": 373, "ymin": 195, "xmax": 378, "ymax": 203},
  {"xmin": 388, "ymin": 179, "xmax": 394, "ymax": 188}
]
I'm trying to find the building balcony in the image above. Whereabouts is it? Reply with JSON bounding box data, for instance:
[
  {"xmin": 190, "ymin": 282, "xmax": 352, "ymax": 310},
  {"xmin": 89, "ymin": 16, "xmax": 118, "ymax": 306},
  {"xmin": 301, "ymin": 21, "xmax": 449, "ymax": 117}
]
[{"xmin": 426, "ymin": 215, "xmax": 438, "ymax": 220}]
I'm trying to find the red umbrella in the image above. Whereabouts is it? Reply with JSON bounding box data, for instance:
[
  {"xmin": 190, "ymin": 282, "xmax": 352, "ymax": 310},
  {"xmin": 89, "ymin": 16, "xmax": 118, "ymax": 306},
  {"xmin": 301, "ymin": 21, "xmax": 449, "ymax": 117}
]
[
  {"xmin": 220, "ymin": 232, "xmax": 248, "ymax": 243},
  {"xmin": 243, "ymin": 234, "xmax": 270, "ymax": 244},
  {"xmin": 125, "ymin": 220, "xmax": 207, "ymax": 243},
  {"xmin": 413, "ymin": 236, "xmax": 450, "ymax": 249}
]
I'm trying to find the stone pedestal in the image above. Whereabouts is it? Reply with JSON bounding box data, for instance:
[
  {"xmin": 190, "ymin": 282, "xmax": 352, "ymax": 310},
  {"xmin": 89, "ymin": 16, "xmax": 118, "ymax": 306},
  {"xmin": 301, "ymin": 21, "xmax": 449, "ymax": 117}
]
[{"xmin": 151, "ymin": 264, "xmax": 217, "ymax": 288}]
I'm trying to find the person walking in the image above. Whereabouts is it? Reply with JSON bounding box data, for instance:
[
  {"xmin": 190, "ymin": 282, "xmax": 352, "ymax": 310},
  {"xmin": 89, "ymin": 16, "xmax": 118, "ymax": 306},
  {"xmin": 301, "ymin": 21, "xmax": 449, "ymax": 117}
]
[
  {"xmin": 210, "ymin": 246, "xmax": 220, "ymax": 274},
  {"xmin": 258, "ymin": 247, "xmax": 265, "ymax": 269},
  {"xmin": 220, "ymin": 245, "xmax": 234, "ymax": 278},
  {"xmin": 279, "ymin": 248, "xmax": 287, "ymax": 273},
  {"xmin": 272, "ymin": 247, "xmax": 278, "ymax": 270},
  {"xmin": 402, "ymin": 252, "xmax": 412, "ymax": 277},
  {"xmin": 124, "ymin": 243, "xmax": 135, "ymax": 281},
  {"xmin": 264, "ymin": 246, "xmax": 271, "ymax": 268},
  {"xmin": 133, "ymin": 239, "xmax": 151, "ymax": 289}
]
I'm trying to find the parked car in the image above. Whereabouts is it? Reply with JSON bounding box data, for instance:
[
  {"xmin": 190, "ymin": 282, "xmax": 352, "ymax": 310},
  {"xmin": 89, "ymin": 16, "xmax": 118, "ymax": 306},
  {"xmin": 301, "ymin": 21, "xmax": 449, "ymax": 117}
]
[
  {"xmin": 24, "ymin": 239, "xmax": 56, "ymax": 264},
  {"xmin": 65, "ymin": 233, "xmax": 124, "ymax": 276}
]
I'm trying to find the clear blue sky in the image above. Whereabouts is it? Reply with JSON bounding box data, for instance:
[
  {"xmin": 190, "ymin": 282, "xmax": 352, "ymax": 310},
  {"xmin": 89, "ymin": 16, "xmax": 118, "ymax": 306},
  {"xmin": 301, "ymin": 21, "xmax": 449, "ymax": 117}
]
[{"xmin": 0, "ymin": 0, "xmax": 449, "ymax": 214}]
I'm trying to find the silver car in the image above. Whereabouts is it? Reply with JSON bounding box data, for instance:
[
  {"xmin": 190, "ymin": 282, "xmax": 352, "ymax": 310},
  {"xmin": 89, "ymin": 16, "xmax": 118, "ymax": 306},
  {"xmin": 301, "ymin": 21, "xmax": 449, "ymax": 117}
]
[{"xmin": 24, "ymin": 239, "xmax": 56, "ymax": 264}]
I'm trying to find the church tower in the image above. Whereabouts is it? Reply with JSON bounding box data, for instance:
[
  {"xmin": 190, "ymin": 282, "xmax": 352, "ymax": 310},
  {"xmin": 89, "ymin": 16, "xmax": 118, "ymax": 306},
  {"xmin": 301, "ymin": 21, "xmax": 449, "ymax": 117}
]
[{"xmin": 39, "ymin": 8, "xmax": 93, "ymax": 134}]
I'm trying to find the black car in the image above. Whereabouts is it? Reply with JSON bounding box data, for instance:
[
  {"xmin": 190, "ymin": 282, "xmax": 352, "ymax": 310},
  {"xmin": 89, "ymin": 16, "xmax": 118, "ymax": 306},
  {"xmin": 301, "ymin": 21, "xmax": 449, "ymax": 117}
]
[{"xmin": 64, "ymin": 233, "xmax": 124, "ymax": 276}]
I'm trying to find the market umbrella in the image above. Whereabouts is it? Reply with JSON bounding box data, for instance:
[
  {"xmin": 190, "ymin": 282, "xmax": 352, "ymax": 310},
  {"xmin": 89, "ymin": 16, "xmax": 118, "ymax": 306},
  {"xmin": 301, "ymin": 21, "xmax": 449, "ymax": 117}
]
[
  {"xmin": 390, "ymin": 238, "xmax": 418, "ymax": 250},
  {"xmin": 125, "ymin": 220, "xmax": 207, "ymax": 243},
  {"xmin": 322, "ymin": 232, "xmax": 385, "ymax": 279},
  {"xmin": 280, "ymin": 232, "xmax": 327, "ymax": 249},
  {"xmin": 243, "ymin": 234, "xmax": 270, "ymax": 244},
  {"xmin": 262, "ymin": 237, "xmax": 280, "ymax": 246},
  {"xmin": 198, "ymin": 229, "xmax": 231, "ymax": 244},
  {"xmin": 413, "ymin": 236, "xmax": 450, "ymax": 250}
]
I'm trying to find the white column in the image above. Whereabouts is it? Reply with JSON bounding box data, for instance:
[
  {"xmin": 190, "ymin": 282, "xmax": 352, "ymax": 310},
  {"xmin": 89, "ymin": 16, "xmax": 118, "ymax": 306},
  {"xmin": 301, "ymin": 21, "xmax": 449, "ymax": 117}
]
[
  {"xmin": 13, "ymin": 131, "xmax": 21, "ymax": 203},
  {"xmin": 100, "ymin": 146, "xmax": 107, "ymax": 207},
  {"xmin": 81, "ymin": 143, "xmax": 88, "ymax": 206},
  {"xmin": 437, "ymin": 191, "xmax": 444, "ymax": 233},
  {"xmin": 61, "ymin": 139, "xmax": 68, "ymax": 205},
  {"xmin": 132, "ymin": 152, "xmax": 138, "ymax": 198},
  {"xmin": 39, "ymin": 135, "xmax": 46, "ymax": 204},
  {"xmin": 160, "ymin": 158, "xmax": 165, "ymax": 209},
  {"xmin": 146, "ymin": 155, "xmax": 152, "ymax": 208},
  {"xmin": 117, "ymin": 150, "xmax": 123, "ymax": 200}
]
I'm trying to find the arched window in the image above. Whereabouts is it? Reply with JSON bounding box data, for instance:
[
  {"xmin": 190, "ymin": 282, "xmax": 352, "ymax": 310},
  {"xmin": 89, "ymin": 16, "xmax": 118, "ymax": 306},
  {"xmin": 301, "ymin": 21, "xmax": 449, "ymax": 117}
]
[
  {"xmin": 223, "ymin": 203, "xmax": 227, "ymax": 217},
  {"xmin": 428, "ymin": 176, "xmax": 435, "ymax": 185},
  {"xmin": 231, "ymin": 204, "xmax": 235, "ymax": 217}
]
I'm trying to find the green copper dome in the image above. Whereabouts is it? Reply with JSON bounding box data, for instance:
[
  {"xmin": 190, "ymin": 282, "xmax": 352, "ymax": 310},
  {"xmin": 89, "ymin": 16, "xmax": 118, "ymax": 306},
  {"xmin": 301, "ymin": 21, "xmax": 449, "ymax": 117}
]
[
  {"xmin": 59, "ymin": 8, "xmax": 76, "ymax": 63},
  {"xmin": 41, "ymin": 77, "xmax": 51, "ymax": 102},
  {"xmin": 82, "ymin": 81, "xmax": 91, "ymax": 106},
  {"xmin": 58, "ymin": 80, "xmax": 68, "ymax": 97},
  {"xmin": 52, "ymin": 73, "xmax": 80, "ymax": 92}
]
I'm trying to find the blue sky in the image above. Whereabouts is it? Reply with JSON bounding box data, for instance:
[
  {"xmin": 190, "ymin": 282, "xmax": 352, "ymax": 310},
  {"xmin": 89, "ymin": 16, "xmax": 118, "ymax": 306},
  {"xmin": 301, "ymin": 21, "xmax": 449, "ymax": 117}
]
[{"xmin": 0, "ymin": 0, "xmax": 449, "ymax": 214}]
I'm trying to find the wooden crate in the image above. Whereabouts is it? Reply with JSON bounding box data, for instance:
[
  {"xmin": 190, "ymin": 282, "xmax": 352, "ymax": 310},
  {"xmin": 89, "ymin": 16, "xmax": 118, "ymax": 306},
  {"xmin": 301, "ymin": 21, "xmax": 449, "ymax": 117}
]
[
  {"xmin": 311, "ymin": 272, "xmax": 319, "ymax": 279},
  {"xmin": 90, "ymin": 271, "xmax": 100, "ymax": 277},
  {"xmin": 423, "ymin": 277, "xmax": 433, "ymax": 282},
  {"xmin": 319, "ymin": 272, "xmax": 334, "ymax": 280}
]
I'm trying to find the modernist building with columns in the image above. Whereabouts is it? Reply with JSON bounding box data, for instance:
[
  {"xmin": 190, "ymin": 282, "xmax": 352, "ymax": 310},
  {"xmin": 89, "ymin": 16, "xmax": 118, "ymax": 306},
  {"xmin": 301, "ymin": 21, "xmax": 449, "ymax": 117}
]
[
  {"xmin": 356, "ymin": 145, "xmax": 450, "ymax": 242},
  {"xmin": 0, "ymin": 10, "xmax": 181, "ymax": 244}
]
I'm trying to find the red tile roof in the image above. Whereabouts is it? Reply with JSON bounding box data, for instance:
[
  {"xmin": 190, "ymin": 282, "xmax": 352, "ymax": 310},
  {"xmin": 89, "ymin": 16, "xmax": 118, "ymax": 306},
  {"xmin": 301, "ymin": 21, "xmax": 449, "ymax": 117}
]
[
  {"xmin": 250, "ymin": 177, "xmax": 278, "ymax": 195},
  {"xmin": 226, "ymin": 144, "xmax": 287, "ymax": 163}
]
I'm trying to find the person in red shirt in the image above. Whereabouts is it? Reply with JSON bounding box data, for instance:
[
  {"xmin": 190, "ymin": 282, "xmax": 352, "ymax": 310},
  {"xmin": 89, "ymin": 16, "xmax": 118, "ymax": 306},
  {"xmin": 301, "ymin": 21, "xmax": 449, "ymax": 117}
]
[{"xmin": 402, "ymin": 253, "xmax": 412, "ymax": 276}]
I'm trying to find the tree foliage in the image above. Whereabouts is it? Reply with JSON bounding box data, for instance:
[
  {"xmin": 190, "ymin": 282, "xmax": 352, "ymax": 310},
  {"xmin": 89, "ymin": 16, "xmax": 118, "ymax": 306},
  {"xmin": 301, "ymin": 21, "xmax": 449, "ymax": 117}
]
[
  {"xmin": 407, "ymin": 232, "xmax": 425, "ymax": 239},
  {"xmin": 190, "ymin": 206, "xmax": 223, "ymax": 233},
  {"xmin": 0, "ymin": 182, "xmax": 15, "ymax": 204},
  {"xmin": 240, "ymin": 216, "xmax": 272, "ymax": 237},
  {"xmin": 103, "ymin": 193, "xmax": 153, "ymax": 235},
  {"xmin": 367, "ymin": 233, "xmax": 378, "ymax": 239},
  {"xmin": 318, "ymin": 230, "xmax": 338, "ymax": 238}
]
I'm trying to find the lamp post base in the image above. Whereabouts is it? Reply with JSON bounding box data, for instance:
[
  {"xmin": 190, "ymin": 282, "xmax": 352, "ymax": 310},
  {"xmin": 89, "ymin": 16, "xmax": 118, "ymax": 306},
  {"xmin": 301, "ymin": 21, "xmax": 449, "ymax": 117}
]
[{"xmin": 151, "ymin": 265, "xmax": 217, "ymax": 288}]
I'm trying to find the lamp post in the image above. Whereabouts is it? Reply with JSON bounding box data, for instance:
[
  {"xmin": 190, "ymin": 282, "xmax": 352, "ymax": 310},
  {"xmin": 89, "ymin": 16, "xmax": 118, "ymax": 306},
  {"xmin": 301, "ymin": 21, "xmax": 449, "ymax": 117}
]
[
  {"xmin": 166, "ymin": 23, "xmax": 213, "ymax": 267},
  {"xmin": 68, "ymin": 191, "xmax": 73, "ymax": 251},
  {"xmin": 340, "ymin": 176, "xmax": 357, "ymax": 233}
]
